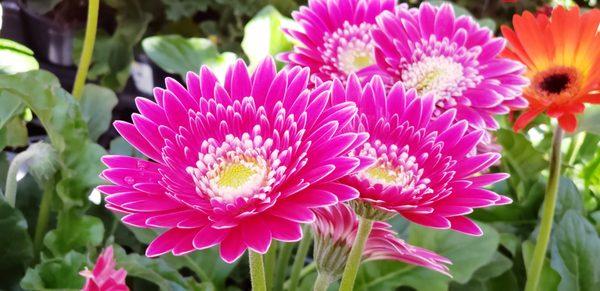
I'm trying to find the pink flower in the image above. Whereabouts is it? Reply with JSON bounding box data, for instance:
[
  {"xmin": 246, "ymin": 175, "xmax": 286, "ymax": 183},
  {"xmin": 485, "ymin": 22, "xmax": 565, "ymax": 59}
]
[
  {"xmin": 80, "ymin": 247, "xmax": 128, "ymax": 291},
  {"xmin": 280, "ymin": 0, "xmax": 396, "ymax": 83},
  {"xmin": 99, "ymin": 58, "xmax": 370, "ymax": 263},
  {"xmin": 371, "ymin": 3, "xmax": 528, "ymax": 133},
  {"xmin": 312, "ymin": 203, "xmax": 451, "ymax": 279},
  {"xmin": 335, "ymin": 75, "xmax": 511, "ymax": 235}
]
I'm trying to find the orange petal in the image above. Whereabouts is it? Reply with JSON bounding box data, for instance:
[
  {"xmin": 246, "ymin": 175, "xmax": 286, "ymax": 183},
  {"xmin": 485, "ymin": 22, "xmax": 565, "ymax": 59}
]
[{"xmin": 558, "ymin": 114, "xmax": 577, "ymax": 132}]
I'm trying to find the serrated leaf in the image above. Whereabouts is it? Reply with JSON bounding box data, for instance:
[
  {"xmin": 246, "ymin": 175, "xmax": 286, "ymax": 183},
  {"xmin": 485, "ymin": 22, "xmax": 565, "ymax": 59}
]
[
  {"xmin": 21, "ymin": 251, "xmax": 86, "ymax": 290},
  {"xmin": 0, "ymin": 198, "xmax": 34, "ymax": 288},
  {"xmin": 550, "ymin": 210, "xmax": 600, "ymax": 291},
  {"xmin": 0, "ymin": 70, "xmax": 107, "ymax": 208},
  {"xmin": 496, "ymin": 129, "xmax": 548, "ymax": 180},
  {"xmin": 79, "ymin": 84, "xmax": 118, "ymax": 141},
  {"xmin": 44, "ymin": 211, "xmax": 105, "ymax": 256}
]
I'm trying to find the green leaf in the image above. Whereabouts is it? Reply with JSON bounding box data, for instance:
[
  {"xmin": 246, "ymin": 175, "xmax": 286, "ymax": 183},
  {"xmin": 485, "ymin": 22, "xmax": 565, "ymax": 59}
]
[
  {"xmin": 0, "ymin": 38, "xmax": 39, "ymax": 75},
  {"xmin": 522, "ymin": 240, "xmax": 560, "ymax": 291},
  {"xmin": 550, "ymin": 210, "xmax": 600, "ymax": 291},
  {"xmin": 113, "ymin": 246, "xmax": 188, "ymax": 290},
  {"xmin": 357, "ymin": 222, "xmax": 500, "ymax": 290},
  {"xmin": 478, "ymin": 18, "xmax": 497, "ymax": 31},
  {"xmin": 0, "ymin": 198, "xmax": 34, "ymax": 288},
  {"xmin": 579, "ymin": 106, "xmax": 600, "ymax": 135},
  {"xmin": 0, "ymin": 70, "xmax": 107, "ymax": 208},
  {"xmin": 142, "ymin": 35, "xmax": 237, "ymax": 81},
  {"xmin": 74, "ymin": 0, "xmax": 152, "ymax": 91},
  {"xmin": 79, "ymin": 84, "xmax": 118, "ymax": 141},
  {"xmin": 0, "ymin": 90, "xmax": 24, "ymax": 127},
  {"xmin": 164, "ymin": 248, "xmax": 239, "ymax": 289},
  {"xmin": 21, "ymin": 251, "xmax": 86, "ymax": 290},
  {"xmin": 110, "ymin": 136, "xmax": 145, "ymax": 158},
  {"xmin": 241, "ymin": 5, "xmax": 295, "ymax": 69},
  {"xmin": 2, "ymin": 116, "xmax": 29, "ymax": 148},
  {"xmin": 496, "ymin": 129, "xmax": 548, "ymax": 181},
  {"xmin": 583, "ymin": 150, "xmax": 600, "ymax": 195},
  {"xmin": 471, "ymin": 252, "xmax": 513, "ymax": 281},
  {"xmin": 554, "ymin": 177, "xmax": 584, "ymax": 222},
  {"xmin": 44, "ymin": 211, "xmax": 105, "ymax": 256}
]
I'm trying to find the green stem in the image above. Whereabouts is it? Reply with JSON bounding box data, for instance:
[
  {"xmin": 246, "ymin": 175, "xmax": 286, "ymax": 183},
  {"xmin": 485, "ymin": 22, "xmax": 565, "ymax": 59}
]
[
  {"xmin": 34, "ymin": 178, "xmax": 54, "ymax": 255},
  {"xmin": 338, "ymin": 217, "xmax": 374, "ymax": 291},
  {"xmin": 313, "ymin": 273, "xmax": 333, "ymax": 291},
  {"xmin": 71, "ymin": 0, "xmax": 99, "ymax": 100},
  {"xmin": 284, "ymin": 262, "xmax": 316, "ymax": 289},
  {"xmin": 524, "ymin": 126, "xmax": 564, "ymax": 291},
  {"xmin": 564, "ymin": 132, "xmax": 586, "ymax": 168},
  {"xmin": 274, "ymin": 241, "xmax": 294, "ymax": 290},
  {"xmin": 289, "ymin": 226, "xmax": 313, "ymax": 291},
  {"xmin": 4, "ymin": 150, "xmax": 35, "ymax": 207},
  {"xmin": 264, "ymin": 241, "xmax": 277, "ymax": 290},
  {"xmin": 249, "ymin": 251, "xmax": 267, "ymax": 291}
]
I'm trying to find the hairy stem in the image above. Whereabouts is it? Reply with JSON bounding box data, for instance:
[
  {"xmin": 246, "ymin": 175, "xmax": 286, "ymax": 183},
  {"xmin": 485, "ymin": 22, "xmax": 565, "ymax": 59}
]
[
  {"xmin": 338, "ymin": 217, "xmax": 374, "ymax": 291},
  {"xmin": 249, "ymin": 251, "xmax": 267, "ymax": 291},
  {"xmin": 33, "ymin": 178, "xmax": 54, "ymax": 255},
  {"xmin": 289, "ymin": 225, "xmax": 312, "ymax": 291},
  {"xmin": 313, "ymin": 272, "xmax": 333, "ymax": 291},
  {"xmin": 4, "ymin": 150, "xmax": 35, "ymax": 207}
]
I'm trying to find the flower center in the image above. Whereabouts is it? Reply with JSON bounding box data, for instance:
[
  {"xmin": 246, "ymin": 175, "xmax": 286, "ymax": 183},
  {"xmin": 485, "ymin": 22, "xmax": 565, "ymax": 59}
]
[
  {"xmin": 402, "ymin": 56, "xmax": 465, "ymax": 99},
  {"xmin": 187, "ymin": 134, "xmax": 273, "ymax": 202},
  {"xmin": 352, "ymin": 141, "xmax": 427, "ymax": 189},
  {"xmin": 363, "ymin": 163, "xmax": 410, "ymax": 187},
  {"xmin": 533, "ymin": 67, "xmax": 580, "ymax": 101},
  {"xmin": 323, "ymin": 22, "xmax": 375, "ymax": 76}
]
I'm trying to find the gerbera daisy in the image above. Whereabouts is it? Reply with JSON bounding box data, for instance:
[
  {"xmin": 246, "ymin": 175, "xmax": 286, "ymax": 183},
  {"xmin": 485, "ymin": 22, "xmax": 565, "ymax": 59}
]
[
  {"xmin": 336, "ymin": 75, "xmax": 510, "ymax": 235},
  {"xmin": 279, "ymin": 0, "xmax": 396, "ymax": 83},
  {"xmin": 312, "ymin": 203, "xmax": 450, "ymax": 288},
  {"xmin": 502, "ymin": 5, "xmax": 600, "ymax": 132},
  {"xmin": 80, "ymin": 246, "xmax": 128, "ymax": 291},
  {"xmin": 335, "ymin": 75, "xmax": 510, "ymax": 290},
  {"xmin": 371, "ymin": 3, "xmax": 528, "ymax": 133},
  {"xmin": 98, "ymin": 57, "xmax": 370, "ymax": 264}
]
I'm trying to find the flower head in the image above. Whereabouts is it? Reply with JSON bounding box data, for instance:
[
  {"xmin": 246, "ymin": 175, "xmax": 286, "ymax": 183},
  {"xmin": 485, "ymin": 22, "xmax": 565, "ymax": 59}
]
[
  {"xmin": 312, "ymin": 203, "xmax": 451, "ymax": 280},
  {"xmin": 502, "ymin": 5, "xmax": 600, "ymax": 132},
  {"xmin": 280, "ymin": 0, "xmax": 396, "ymax": 83},
  {"xmin": 371, "ymin": 3, "xmax": 528, "ymax": 132},
  {"xmin": 80, "ymin": 246, "xmax": 128, "ymax": 291},
  {"xmin": 99, "ymin": 58, "xmax": 369, "ymax": 263},
  {"xmin": 335, "ymin": 75, "xmax": 511, "ymax": 235}
]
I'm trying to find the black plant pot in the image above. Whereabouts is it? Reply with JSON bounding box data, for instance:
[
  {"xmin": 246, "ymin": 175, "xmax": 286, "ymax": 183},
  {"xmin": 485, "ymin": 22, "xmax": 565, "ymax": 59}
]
[
  {"xmin": 1, "ymin": 0, "xmax": 27, "ymax": 44},
  {"xmin": 18, "ymin": 1, "xmax": 81, "ymax": 67}
]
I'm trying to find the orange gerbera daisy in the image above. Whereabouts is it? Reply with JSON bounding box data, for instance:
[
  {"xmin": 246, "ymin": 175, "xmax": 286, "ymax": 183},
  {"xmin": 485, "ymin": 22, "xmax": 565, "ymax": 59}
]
[{"xmin": 501, "ymin": 5, "xmax": 600, "ymax": 132}]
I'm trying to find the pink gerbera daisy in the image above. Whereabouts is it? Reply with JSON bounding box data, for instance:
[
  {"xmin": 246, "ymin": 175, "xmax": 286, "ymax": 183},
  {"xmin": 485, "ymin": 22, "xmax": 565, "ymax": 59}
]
[
  {"xmin": 80, "ymin": 246, "xmax": 128, "ymax": 291},
  {"xmin": 280, "ymin": 0, "xmax": 396, "ymax": 83},
  {"xmin": 98, "ymin": 57, "xmax": 370, "ymax": 263},
  {"xmin": 371, "ymin": 3, "xmax": 528, "ymax": 133},
  {"xmin": 335, "ymin": 75, "xmax": 511, "ymax": 235},
  {"xmin": 312, "ymin": 203, "xmax": 450, "ymax": 283}
]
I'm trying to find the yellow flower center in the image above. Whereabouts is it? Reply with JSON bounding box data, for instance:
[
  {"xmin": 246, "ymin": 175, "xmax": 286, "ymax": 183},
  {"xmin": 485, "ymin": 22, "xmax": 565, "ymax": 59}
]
[
  {"xmin": 216, "ymin": 162, "xmax": 259, "ymax": 188},
  {"xmin": 362, "ymin": 164, "xmax": 408, "ymax": 186}
]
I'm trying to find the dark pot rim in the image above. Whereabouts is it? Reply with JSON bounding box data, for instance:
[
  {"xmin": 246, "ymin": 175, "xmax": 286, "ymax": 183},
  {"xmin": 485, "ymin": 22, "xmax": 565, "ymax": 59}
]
[{"xmin": 17, "ymin": 0, "xmax": 84, "ymax": 30}]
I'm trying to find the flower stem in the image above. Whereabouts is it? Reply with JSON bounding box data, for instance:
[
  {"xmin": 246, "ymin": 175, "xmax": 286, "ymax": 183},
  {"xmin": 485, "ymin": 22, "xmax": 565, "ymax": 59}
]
[
  {"xmin": 339, "ymin": 217, "xmax": 374, "ymax": 291},
  {"xmin": 524, "ymin": 126, "xmax": 563, "ymax": 291},
  {"xmin": 183, "ymin": 255, "xmax": 213, "ymax": 286},
  {"xmin": 34, "ymin": 178, "xmax": 54, "ymax": 255},
  {"xmin": 4, "ymin": 150, "xmax": 35, "ymax": 207},
  {"xmin": 274, "ymin": 241, "xmax": 294, "ymax": 290},
  {"xmin": 313, "ymin": 273, "xmax": 333, "ymax": 291},
  {"xmin": 249, "ymin": 251, "xmax": 267, "ymax": 291},
  {"xmin": 289, "ymin": 225, "xmax": 313, "ymax": 291},
  {"xmin": 71, "ymin": 0, "xmax": 99, "ymax": 100}
]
